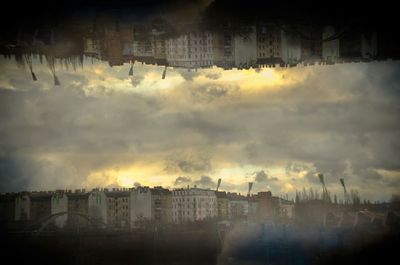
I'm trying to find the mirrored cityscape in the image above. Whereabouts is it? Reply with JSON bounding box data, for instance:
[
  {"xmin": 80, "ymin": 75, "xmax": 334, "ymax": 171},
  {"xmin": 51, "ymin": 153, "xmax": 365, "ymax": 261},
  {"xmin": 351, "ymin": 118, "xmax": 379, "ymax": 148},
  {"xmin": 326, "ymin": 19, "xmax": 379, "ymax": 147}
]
[{"xmin": 1, "ymin": 1, "xmax": 399, "ymax": 265}]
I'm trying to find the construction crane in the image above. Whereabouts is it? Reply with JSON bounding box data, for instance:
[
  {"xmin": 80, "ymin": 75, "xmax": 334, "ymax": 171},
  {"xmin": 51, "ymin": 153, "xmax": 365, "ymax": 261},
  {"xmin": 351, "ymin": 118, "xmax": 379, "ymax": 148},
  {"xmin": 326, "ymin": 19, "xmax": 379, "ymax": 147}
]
[
  {"xmin": 247, "ymin": 182, "xmax": 253, "ymax": 197},
  {"xmin": 216, "ymin": 178, "xmax": 222, "ymax": 191},
  {"xmin": 340, "ymin": 178, "xmax": 349, "ymax": 205},
  {"xmin": 318, "ymin": 173, "xmax": 330, "ymax": 203}
]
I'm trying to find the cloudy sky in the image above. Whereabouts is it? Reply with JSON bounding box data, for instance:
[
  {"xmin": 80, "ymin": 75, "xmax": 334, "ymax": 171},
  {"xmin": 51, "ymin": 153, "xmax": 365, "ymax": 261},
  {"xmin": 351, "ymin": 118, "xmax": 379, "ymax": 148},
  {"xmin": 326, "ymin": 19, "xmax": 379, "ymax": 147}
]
[{"xmin": 0, "ymin": 56, "xmax": 399, "ymax": 201}]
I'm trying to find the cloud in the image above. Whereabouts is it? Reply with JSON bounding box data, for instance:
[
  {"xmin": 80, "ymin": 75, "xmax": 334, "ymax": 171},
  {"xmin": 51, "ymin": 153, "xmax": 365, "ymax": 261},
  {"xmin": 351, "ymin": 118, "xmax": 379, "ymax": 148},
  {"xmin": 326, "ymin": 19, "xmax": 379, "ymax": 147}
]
[
  {"xmin": 174, "ymin": 176, "xmax": 191, "ymax": 186},
  {"xmin": 253, "ymin": 170, "xmax": 278, "ymax": 183},
  {"xmin": 194, "ymin": 175, "xmax": 215, "ymax": 188},
  {"xmin": 0, "ymin": 57, "xmax": 399, "ymax": 201}
]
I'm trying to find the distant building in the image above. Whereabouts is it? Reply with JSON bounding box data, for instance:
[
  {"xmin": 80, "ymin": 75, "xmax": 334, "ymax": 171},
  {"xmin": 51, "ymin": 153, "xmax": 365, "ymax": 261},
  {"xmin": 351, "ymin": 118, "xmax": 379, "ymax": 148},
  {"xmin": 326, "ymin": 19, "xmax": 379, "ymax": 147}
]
[
  {"xmin": 276, "ymin": 197, "xmax": 295, "ymax": 219},
  {"xmin": 67, "ymin": 190, "xmax": 89, "ymax": 227},
  {"xmin": 15, "ymin": 193, "xmax": 30, "ymax": 221},
  {"xmin": 227, "ymin": 193, "xmax": 248, "ymax": 219},
  {"xmin": 151, "ymin": 186, "xmax": 172, "ymax": 224},
  {"xmin": 256, "ymin": 24, "xmax": 283, "ymax": 67},
  {"xmin": 216, "ymin": 191, "xmax": 229, "ymax": 220},
  {"xmin": 130, "ymin": 186, "xmax": 172, "ymax": 227},
  {"xmin": 106, "ymin": 189, "xmax": 130, "ymax": 228},
  {"xmin": 51, "ymin": 192, "xmax": 68, "ymax": 227},
  {"xmin": 103, "ymin": 27, "xmax": 123, "ymax": 66},
  {"xmin": 234, "ymin": 26, "xmax": 257, "ymax": 68},
  {"xmin": 151, "ymin": 29, "xmax": 168, "ymax": 65},
  {"xmin": 0, "ymin": 193, "xmax": 16, "ymax": 223},
  {"xmin": 130, "ymin": 186, "xmax": 152, "ymax": 227},
  {"xmin": 322, "ymin": 26, "xmax": 340, "ymax": 64},
  {"xmin": 83, "ymin": 37, "xmax": 102, "ymax": 59},
  {"xmin": 165, "ymin": 31, "xmax": 215, "ymax": 69},
  {"xmin": 172, "ymin": 187, "xmax": 217, "ymax": 223},
  {"xmin": 30, "ymin": 192, "xmax": 52, "ymax": 221},
  {"xmin": 340, "ymin": 31, "xmax": 378, "ymax": 61},
  {"xmin": 300, "ymin": 26, "xmax": 322, "ymax": 64},
  {"xmin": 88, "ymin": 189, "xmax": 108, "ymax": 225},
  {"xmin": 281, "ymin": 29, "xmax": 302, "ymax": 65}
]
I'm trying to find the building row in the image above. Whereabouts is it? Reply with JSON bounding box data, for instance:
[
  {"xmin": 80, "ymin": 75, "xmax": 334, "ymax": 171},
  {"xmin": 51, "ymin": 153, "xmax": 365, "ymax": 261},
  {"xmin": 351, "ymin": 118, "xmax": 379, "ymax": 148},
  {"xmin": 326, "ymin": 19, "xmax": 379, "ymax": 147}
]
[
  {"xmin": 83, "ymin": 23, "xmax": 378, "ymax": 69},
  {"xmin": 0, "ymin": 186, "xmax": 294, "ymax": 229}
]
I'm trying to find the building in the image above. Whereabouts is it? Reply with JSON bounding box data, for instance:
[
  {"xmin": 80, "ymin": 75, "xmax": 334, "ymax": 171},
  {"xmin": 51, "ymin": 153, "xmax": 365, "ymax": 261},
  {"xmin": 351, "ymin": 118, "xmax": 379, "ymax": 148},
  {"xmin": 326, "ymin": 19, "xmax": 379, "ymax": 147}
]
[
  {"xmin": 88, "ymin": 189, "xmax": 107, "ymax": 225},
  {"xmin": 276, "ymin": 197, "xmax": 295, "ymax": 220},
  {"xmin": 151, "ymin": 186, "xmax": 172, "ymax": 224},
  {"xmin": 256, "ymin": 24, "xmax": 283, "ymax": 67},
  {"xmin": 322, "ymin": 26, "xmax": 340, "ymax": 64},
  {"xmin": 151, "ymin": 29, "xmax": 168, "ymax": 65},
  {"xmin": 130, "ymin": 186, "xmax": 152, "ymax": 227},
  {"xmin": 105, "ymin": 188, "xmax": 130, "ymax": 228},
  {"xmin": 340, "ymin": 31, "xmax": 378, "ymax": 61},
  {"xmin": 103, "ymin": 27, "xmax": 123, "ymax": 66},
  {"xmin": 227, "ymin": 193, "xmax": 248, "ymax": 219},
  {"xmin": 130, "ymin": 186, "xmax": 172, "ymax": 227},
  {"xmin": 172, "ymin": 187, "xmax": 217, "ymax": 223},
  {"xmin": 83, "ymin": 37, "xmax": 102, "ymax": 59},
  {"xmin": 30, "ymin": 192, "xmax": 53, "ymax": 221},
  {"xmin": 216, "ymin": 191, "xmax": 229, "ymax": 220},
  {"xmin": 51, "ymin": 192, "xmax": 68, "ymax": 227},
  {"xmin": 300, "ymin": 26, "xmax": 322, "ymax": 64},
  {"xmin": 0, "ymin": 193, "xmax": 16, "ymax": 223},
  {"xmin": 281, "ymin": 29, "xmax": 302, "ymax": 65},
  {"xmin": 67, "ymin": 190, "xmax": 89, "ymax": 227},
  {"xmin": 234, "ymin": 26, "xmax": 257, "ymax": 68},
  {"xmin": 165, "ymin": 31, "xmax": 215, "ymax": 69}
]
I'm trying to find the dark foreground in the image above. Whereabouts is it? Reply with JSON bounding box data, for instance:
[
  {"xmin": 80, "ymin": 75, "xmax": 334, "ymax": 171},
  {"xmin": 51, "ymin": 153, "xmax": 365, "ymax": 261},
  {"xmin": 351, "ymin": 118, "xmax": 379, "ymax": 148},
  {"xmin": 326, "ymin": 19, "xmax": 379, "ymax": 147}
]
[{"xmin": 1, "ymin": 225, "xmax": 399, "ymax": 265}]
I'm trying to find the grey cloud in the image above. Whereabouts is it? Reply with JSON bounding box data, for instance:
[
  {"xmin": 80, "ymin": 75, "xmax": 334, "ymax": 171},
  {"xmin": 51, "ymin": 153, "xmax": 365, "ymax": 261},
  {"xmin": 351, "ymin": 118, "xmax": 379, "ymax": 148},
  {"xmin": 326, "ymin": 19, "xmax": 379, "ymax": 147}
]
[
  {"xmin": 253, "ymin": 170, "xmax": 278, "ymax": 183},
  {"xmin": 194, "ymin": 175, "xmax": 215, "ymax": 188},
  {"xmin": 174, "ymin": 176, "xmax": 191, "ymax": 186},
  {"xmin": 164, "ymin": 152, "xmax": 211, "ymax": 174}
]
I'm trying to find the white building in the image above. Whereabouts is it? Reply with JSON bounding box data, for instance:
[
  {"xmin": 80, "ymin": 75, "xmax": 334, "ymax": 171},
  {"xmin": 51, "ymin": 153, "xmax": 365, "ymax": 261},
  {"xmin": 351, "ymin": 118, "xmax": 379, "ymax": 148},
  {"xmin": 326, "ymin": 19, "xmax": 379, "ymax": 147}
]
[
  {"xmin": 234, "ymin": 26, "xmax": 257, "ymax": 68},
  {"xmin": 172, "ymin": 187, "xmax": 217, "ymax": 223},
  {"xmin": 130, "ymin": 186, "xmax": 171, "ymax": 227},
  {"xmin": 165, "ymin": 31, "xmax": 215, "ymax": 68},
  {"xmin": 130, "ymin": 186, "xmax": 152, "ymax": 227},
  {"xmin": 51, "ymin": 192, "xmax": 68, "ymax": 227}
]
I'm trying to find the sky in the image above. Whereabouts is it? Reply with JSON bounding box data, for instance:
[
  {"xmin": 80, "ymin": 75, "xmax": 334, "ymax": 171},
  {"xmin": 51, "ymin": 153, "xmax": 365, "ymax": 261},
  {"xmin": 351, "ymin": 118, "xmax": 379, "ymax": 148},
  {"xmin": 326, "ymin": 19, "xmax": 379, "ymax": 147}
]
[{"xmin": 0, "ymin": 56, "xmax": 399, "ymax": 201}]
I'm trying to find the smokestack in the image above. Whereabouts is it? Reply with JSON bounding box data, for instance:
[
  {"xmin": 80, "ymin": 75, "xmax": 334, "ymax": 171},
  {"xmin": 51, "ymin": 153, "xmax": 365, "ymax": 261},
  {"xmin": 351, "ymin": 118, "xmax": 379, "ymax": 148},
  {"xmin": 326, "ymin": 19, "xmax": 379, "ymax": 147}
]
[
  {"xmin": 340, "ymin": 178, "xmax": 347, "ymax": 191},
  {"xmin": 318, "ymin": 173, "xmax": 325, "ymax": 186},
  {"xmin": 247, "ymin": 182, "xmax": 253, "ymax": 197},
  {"xmin": 340, "ymin": 178, "xmax": 349, "ymax": 204},
  {"xmin": 216, "ymin": 178, "xmax": 222, "ymax": 191}
]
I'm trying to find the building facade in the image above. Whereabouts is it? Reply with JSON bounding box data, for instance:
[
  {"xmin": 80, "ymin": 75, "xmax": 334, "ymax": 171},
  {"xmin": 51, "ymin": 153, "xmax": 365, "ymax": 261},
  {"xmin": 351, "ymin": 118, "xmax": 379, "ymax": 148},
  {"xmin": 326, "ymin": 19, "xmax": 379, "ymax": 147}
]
[
  {"xmin": 166, "ymin": 31, "xmax": 215, "ymax": 68},
  {"xmin": 172, "ymin": 187, "xmax": 217, "ymax": 223},
  {"xmin": 106, "ymin": 189, "xmax": 130, "ymax": 228}
]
